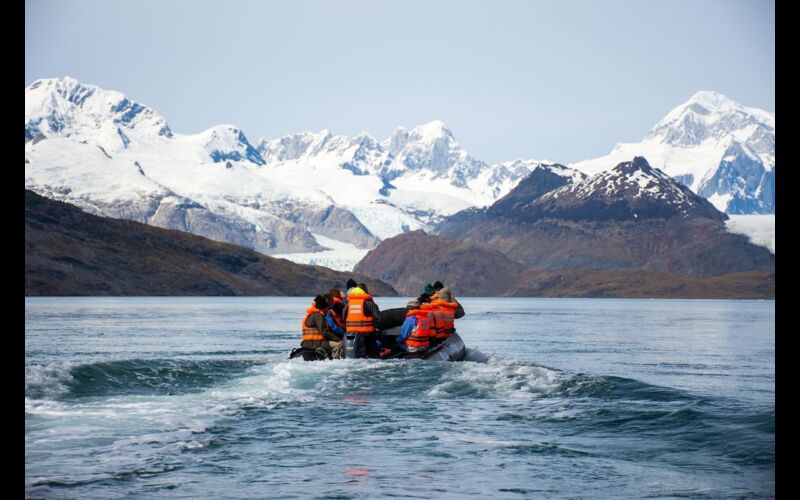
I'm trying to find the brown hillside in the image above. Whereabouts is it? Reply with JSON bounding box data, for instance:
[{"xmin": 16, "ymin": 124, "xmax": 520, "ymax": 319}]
[
  {"xmin": 25, "ymin": 190, "xmax": 397, "ymax": 296},
  {"xmin": 355, "ymin": 231, "xmax": 774, "ymax": 299}
]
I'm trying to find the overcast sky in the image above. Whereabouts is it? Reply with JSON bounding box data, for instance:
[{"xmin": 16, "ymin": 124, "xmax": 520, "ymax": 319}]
[{"xmin": 25, "ymin": 0, "xmax": 774, "ymax": 164}]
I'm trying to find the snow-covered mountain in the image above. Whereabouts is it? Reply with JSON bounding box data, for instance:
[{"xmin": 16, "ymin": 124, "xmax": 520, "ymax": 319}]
[
  {"xmin": 571, "ymin": 91, "xmax": 775, "ymax": 214},
  {"xmin": 435, "ymin": 156, "xmax": 774, "ymax": 276},
  {"xmin": 25, "ymin": 77, "xmax": 542, "ymax": 270},
  {"xmin": 26, "ymin": 78, "xmax": 773, "ymax": 271},
  {"xmin": 536, "ymin": 156, "xmax": 726, "ymax": 222}
]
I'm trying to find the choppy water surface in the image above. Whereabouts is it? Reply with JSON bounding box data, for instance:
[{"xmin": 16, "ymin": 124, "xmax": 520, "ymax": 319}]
[{"xmin": 25, "ymin": 297, "xmax": 774, "ymax": 498}]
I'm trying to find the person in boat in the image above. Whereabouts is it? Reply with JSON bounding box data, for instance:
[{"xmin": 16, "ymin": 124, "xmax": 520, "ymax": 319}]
[
  {"xmin": 325, "ymin": 291, "xmax": 346, "ymax": 339},
  {"xmin": 422, "ymin": 287, "xmax": 460, "ymax": 346},
  {"xmin": 344, "ymin": 283, "xmax": 382, "ymax": 357},
  {"xmin": 392, "ymin": 296, "xmax": 435, "ymax": 354},
  {"xmin": 344, "ymin": 278, "xmax": 358, "ymax": 303},
  {"xmin": 330, "ymin": 287, "xmax": 346, "ymax": 304},
  {"xmin": 301, "ymin": 294, "xmax": 343, "ymax": 359},
  {"xmin": 432, "ymin": 281, "xmax": 465, "ymax": 319}
]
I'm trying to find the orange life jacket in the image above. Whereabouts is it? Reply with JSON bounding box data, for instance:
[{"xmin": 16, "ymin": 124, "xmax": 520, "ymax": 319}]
[
  {"xmin": 346, "ymin": 289, "xmax": 375, "ymax": 334},
  {"xmin": 328, "ymin": 296, "xmax": 345, "ymax": 328},
  {"xmin": 301, "ymin": 305, "xmax": 325, "ymax": 342},
  {"xmin": 427, "ymin": 300, "xmax": 458, "ymax": 339},
  {"xmin": 403, "ymin": 309, "xmax": 434, "ymax": 349}
]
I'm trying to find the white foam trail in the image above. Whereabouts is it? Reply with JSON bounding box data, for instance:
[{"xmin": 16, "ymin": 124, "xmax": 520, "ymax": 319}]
[
  {"xmin": 25, "ymin": 361, "xmax": 78, "ymax": 399},
  {"xmin": 427, "ymin": 357, "xmax": 570, "ymax": 400}
]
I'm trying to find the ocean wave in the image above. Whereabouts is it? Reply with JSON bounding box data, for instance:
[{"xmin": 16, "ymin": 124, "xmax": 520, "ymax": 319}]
[{"xmin": 25, "ymin": 358, "xmax": 259, "ymax": 399}]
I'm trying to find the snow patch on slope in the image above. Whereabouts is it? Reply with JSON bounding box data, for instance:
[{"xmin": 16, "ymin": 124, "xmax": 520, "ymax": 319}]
[
  {"xmin": 725, "ymin": 215, "xmax": 775, "ymax": 253},
  {"xmin": 273, "ymin": 234, "xmax": 370, "ymax": 271}
]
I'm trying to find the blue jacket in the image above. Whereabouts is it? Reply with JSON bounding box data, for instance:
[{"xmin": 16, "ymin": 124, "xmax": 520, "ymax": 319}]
[
  {"xmin": 396, "ymin": 315, "xmax": 418, "ymax": 350},
  {"xmin": 325, "ymin": 312, "xmax": 345, "ymax": 338}
]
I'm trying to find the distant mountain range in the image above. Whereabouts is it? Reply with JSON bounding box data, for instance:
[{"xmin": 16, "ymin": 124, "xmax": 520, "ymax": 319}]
[
  {"xmin": 25, "ymin": 78, "xmax": 774, "ymax": 272},
  {"xmin": 24, "ymin": 77, "xmax": 542, "ymax": 270},
  {"xmin": 25, "ymin": 190, "xmax": 396, "ymax": 296}
]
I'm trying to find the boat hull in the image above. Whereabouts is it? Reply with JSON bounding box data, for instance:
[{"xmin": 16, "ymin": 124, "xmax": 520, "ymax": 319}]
[{"xmin": 290, "ymin": 332, "xmax": 466, "ymax": 362}]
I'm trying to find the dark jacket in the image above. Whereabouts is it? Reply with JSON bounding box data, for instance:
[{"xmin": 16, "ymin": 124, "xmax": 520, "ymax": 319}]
[
  {"xmin": 301, "ymin": 311, "xmax": 339, "ymax": 350},
  {"xmin": 454, "ymin": 300, "xmax": 465, "ymax": 319}
]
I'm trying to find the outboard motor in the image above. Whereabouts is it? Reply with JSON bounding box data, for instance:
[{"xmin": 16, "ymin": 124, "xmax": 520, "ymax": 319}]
[{"xmin": 343, "ymin": 333, "xmax": 368, "ymax": 359}]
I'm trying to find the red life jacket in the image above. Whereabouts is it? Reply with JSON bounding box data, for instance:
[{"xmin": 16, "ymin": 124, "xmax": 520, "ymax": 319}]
[
  {"xmin": 301, "ymin": 305, "xmax": 325, "ymax": 342},
  {"xmin": 403, "ymin": 308, "xmax": 434, "ymax": 349},
  {"xmin": 346, "ymin": 289, "xmax": 375, "ymax": 334}
]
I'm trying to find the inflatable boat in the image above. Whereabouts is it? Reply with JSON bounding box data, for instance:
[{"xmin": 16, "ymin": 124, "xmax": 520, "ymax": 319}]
[{"xmin": 288, "ymin": 307, "xmax": 466, "ymax": 362}]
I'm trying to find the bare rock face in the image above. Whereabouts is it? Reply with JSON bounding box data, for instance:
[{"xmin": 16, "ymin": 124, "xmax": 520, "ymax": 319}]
[
  {"xmin": 295, "ymin": 205, "xmax": 381, "ymax": 249},
  {"xmin": 146, "ymin": 196, "xmax": 321, "ymax": 254}
]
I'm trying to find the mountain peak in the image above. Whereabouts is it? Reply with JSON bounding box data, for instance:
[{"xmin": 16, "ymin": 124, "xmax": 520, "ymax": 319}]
[
  {"xmin": 685, "ymin": 90, "xmax": 737, "ymax": 111},
  {"xmin": 486, "ymin": 162, "xmax": 585, "ymax": 217},
  {"xmin": 648, "ymin": 91, "xmax": 774, "ymax": 148},
  {"xmin": 549, "ymin": 156, "xmax": 727, "ymax": 222},
  {"xmin": 410, "ymin": 120, "xmax": 453, "ymax": 141},
  {"xmin": 612, "ymin": 156, "xmax": 656, "ymax": 175},
  {"xmin": 204, "ymin": 124, "xmax": 241, "ymax": 134},
  {"xmin": 25, "ymin": 76, "xmax": 173, "ymax": 146},
  {"xmin": 28, "ymin": 75, "xmax": 82, "ymax": 91},
  {"xmin": 27, "ymin": 76, "xmax": 99, "ymax": 108},
  {"xmin": 199, "ymin": 124, "xmax": 264, "ymax": 165}
]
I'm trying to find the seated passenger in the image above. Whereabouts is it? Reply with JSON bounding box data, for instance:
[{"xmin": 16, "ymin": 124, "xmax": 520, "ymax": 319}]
[
  {"xmin": 422, "ymin": 288, "xmax": 458, "ymax": 344},
  {"xmin": 330, "ymin": 287, "xmax": 346, "ymax": 304},
  {"xmin": 432, "ymin": 281, "xmax": 465, "ymax": 319},
  {"xmin": 325, "ymin": 293, "xmax": 346, "ymax": 339},
  {"xmin": 301, "ymin": 294, "xmax": 343, "ymax": 359},
  {"xmin": 394, "ymin": 297, "xmax": 435, "ymax": 353}
]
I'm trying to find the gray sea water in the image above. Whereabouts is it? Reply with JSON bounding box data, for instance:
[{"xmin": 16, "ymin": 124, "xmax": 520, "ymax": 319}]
[{"xmin": 25, "ymin": 297, "xmax": 774, "ymax": 499}]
